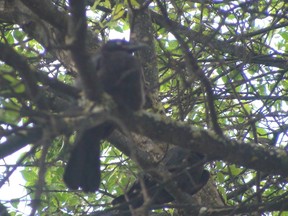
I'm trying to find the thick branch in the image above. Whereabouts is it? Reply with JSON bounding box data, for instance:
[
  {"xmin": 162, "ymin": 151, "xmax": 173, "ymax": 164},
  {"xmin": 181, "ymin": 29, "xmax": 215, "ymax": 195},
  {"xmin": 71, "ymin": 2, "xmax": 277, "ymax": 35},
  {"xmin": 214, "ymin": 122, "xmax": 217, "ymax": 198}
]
[
  {"xmin": 123, "ymin": 111, "xmax": 288, "ymax": 177},
  {"xmin": 1, "ymin": 0, "xmax": 74, "ymax": 72},
  {"xmin": 20, "ymin": 0, "xmax": 68, "ymax": 32},
  {"xmin": 130, "ymin": 1, "xmax": 159, "ymax": 92},
  {"xmin": 0, "ymin": 42, "xmax": 42, "ymax": 106},
  {"xmin": 0, "ymin": 127, "xmax": 42, "ymax": 159},
  {"xmin": 67, "ymin": 0, "xmax": 101, "ymax": 101},
  {"xmin": 35, "ymin": 71, "xmax": 80, "ymax": 98},
  {"xmin": 23, "ymin": 107, "xmax": 288, "ymax": 178},
  {"xmin": 0, "ymin": 42, "xmax": 79, "ymax": 110}
]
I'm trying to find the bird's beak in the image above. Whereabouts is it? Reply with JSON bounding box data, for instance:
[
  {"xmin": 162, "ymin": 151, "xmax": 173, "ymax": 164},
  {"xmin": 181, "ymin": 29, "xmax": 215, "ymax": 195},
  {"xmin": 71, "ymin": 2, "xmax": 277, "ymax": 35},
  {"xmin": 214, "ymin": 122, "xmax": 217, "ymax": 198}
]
[{"xmin": 126, "ymin": 42, "xmax": 147, "ymax": 52}]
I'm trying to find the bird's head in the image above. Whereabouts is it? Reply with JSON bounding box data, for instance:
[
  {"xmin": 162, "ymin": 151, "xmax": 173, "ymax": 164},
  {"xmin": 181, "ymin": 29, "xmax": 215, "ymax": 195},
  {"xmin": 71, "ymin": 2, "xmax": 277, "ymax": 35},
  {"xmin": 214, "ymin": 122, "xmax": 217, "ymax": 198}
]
[{"xmin": 102, "ymin": 39, "xmax": 146, "ymax": 53}]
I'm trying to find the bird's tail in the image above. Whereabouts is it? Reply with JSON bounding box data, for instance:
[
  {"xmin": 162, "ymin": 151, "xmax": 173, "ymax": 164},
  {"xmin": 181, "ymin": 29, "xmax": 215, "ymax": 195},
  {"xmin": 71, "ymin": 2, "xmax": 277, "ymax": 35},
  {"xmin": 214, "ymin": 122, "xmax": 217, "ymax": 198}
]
[{"xmin": 64, "ymin": 124, "xmax": 114, "ymax": 192}]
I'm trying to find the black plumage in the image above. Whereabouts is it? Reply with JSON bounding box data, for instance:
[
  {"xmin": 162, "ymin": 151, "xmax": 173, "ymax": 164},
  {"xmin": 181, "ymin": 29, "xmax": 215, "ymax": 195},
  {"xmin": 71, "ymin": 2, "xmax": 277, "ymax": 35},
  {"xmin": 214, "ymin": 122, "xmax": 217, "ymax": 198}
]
[
  {"xmin": 63, "ymin": 40, "xmax": 145, "ymax": 192},
  {"xmin": 112, "ymin": 147, "xmax": 209, "ymax": 209}
]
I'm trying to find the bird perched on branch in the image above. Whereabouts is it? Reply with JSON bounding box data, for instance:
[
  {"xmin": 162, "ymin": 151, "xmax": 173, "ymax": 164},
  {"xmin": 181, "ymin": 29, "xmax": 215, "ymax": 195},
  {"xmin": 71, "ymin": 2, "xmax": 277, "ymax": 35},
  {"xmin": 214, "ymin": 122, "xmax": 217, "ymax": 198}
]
[
  {"xmin": 112, "ymin": 147, "xmax": 209, "ymax": 210},
  {"xmin": 63, "ymin": 40, "xmax": 145, "ymax": 193}
]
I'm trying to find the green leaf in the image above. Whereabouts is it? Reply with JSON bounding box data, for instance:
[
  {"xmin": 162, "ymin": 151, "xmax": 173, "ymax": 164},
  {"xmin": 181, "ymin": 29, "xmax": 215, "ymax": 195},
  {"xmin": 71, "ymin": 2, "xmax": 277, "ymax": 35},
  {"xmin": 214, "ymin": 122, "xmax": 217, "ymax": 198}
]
[
  {"xmin": 112, "ymin": 4, "xmax": 125, "ymax": 20},
  {"xmin": 217, "ymin": 172, "xmax": 225, "ymax": 182},
  {"xmin": 113, "ymin": 25, "xmax": 124, "ymax": 33},
  {"xmin": 218, "ymin": 185, "xmax": 227, "ymax": 203},
  {"xmin": 167, "ymin": 40, "xmax": 178, "ymax": 50},
  {"xmin": 12, "ymin": 30, "xmax": 26, "ymax": 42},
  {"xmin": 21, "ymin": 168, "xmax": 38, "ymax": 183},
  {"xmin": 14, "ymin": 83, "xmax": 25, "ymax": 93},
  {"xmin": 125, "ymin": 0, "xmax": 140, "ymax": 7},
  {"xmin": 91, "ymin": 0, "xmax": 102, "ymax": 10},
  {"xmin": 230, "ymin": 165, "xmax": 241, "ymax": 176},
  {"xmin": 279, "ymin": 32, "xmax": 288, "ymax": 41}
]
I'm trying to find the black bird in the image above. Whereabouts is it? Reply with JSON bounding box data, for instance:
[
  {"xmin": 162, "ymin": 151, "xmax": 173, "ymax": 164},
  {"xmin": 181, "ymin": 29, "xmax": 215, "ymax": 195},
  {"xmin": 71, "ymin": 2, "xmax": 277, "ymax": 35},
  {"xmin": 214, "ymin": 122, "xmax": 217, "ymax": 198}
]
[
  {"xmin": 63, "ymin": 40, "xmax": 145, "ymax": 193},
  {"xmin": 112, "ymin": 147, "xmax": 209, "ymax": 210}
]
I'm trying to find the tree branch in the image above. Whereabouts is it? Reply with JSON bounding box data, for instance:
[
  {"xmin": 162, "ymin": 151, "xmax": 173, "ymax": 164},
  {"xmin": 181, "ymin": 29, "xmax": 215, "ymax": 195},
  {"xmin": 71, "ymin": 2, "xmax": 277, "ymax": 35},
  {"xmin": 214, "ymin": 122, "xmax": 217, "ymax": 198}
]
[
  {"xmin": 123, "ymin": 111, "xmax": 288, "ymax": 177},
  {"xmin": 67, "ymin": 0, "xmax": 102, "ymax": 101},
  {"xmin": 20, "ymin": 0, "xmax": 68, "ymax": 32},
  {"xmin": 150, "ymin": 11, "xmax": 288, "ymax": 69},
  {"xmin": 0, "ymin": 42, "xmax": 43, "ymax": 107},
  {"xmin": 0, "ymin": 127, "xmax": 42, "ymax": 159},
  {"xmin": 11, "ymin": 106, "xmax": 286, "ymax": 178}
]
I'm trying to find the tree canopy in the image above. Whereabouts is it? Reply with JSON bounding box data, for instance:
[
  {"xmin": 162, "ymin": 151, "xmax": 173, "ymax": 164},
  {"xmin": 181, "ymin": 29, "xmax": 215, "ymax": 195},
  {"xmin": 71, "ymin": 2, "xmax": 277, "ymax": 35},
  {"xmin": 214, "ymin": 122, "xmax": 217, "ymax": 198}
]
[{"xmin": 0, "ymin": 0, "xmax": 288, "ymax": 215}]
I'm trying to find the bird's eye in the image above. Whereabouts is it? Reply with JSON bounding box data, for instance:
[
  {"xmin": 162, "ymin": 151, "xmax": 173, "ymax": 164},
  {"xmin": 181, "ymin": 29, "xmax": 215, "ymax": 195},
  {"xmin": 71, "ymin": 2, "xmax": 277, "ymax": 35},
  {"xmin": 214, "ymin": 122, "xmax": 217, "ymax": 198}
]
[{"xmin": 115, "ymin": 41, "xmax": 124, "ymax": 47}]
